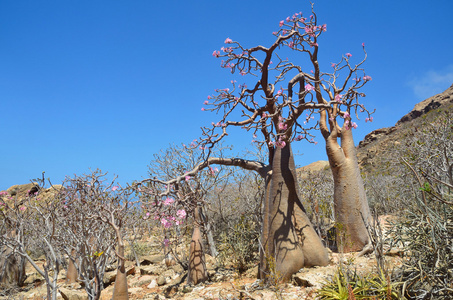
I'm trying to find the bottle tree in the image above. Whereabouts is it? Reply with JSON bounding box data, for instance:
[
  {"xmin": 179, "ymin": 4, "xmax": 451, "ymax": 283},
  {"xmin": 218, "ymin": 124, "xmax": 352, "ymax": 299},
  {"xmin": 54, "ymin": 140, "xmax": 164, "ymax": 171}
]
[
  {"xmin": 140, "ymin": 4, "xmax": 374, "ymax": 281},
  {"xmin": 139, "ymin": 144, "xmax": 232, "ymax": 285}
]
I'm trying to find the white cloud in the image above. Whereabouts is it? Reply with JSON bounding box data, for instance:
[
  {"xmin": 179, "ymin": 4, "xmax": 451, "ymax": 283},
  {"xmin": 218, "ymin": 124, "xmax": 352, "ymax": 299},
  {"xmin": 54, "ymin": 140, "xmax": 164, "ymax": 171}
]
[{"xmin": 408, "ymin": 64, "xmax": 453, "ymax": 100}]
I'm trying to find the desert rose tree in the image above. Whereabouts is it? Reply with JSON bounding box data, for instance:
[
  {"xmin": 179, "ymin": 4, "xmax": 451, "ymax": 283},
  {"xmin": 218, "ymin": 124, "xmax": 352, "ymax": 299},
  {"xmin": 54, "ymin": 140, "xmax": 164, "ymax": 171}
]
[
  {"xmin": 139, "ymin": 4, "xmax": 374, "ymax": 281},
  {"xmin": 278, "ymin": 15, "xmax": 375, "ymax": 252},
  {"xmin": 208, "ymin": 5, "xmax": 375, "ymax": 255},
  {"xmin": 139, "ymin": 144, "xmax": 232, "ymax": 285},
  {"xmin": 56, "ymin": 171, "xmax": 122, "ymax": 300}
]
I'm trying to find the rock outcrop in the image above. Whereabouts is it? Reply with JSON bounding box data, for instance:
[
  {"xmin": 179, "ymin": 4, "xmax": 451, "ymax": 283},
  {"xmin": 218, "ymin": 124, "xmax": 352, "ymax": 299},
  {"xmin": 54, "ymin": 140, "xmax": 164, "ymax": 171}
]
[{"xmin": 397, "ymin": 83, "xmax": 453, "ymax": 125}]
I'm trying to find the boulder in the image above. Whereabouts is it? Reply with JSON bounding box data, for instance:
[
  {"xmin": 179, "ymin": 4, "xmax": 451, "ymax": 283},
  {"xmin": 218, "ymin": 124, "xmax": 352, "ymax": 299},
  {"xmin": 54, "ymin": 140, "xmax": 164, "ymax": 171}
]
[
  {"xmin": 140, "ymin": 254, "xmax": 165, "ymax": 265},
  {"xmin": 59, "ymin": 287, "xmax": 89, "ymax": 300}
]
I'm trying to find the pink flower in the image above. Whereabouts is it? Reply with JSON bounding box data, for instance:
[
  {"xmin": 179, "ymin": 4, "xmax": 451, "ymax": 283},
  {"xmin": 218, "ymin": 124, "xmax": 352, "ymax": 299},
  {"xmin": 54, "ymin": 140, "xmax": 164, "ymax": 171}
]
[
  {"xmin": 177, "ymin": 209, "xmax": 186, "ymax": 219},
  {"xmin": 163, "ymin": 197, "xmax": 175, "ymax": 206},
  {"xmin": 111, "ymin": 186, "xmax": 119, "ymax": 191},
  {"xmin": 212, "ymin": 50, "xmax": 220, "ymax": 57},
  {"xmin": 351, "ymin": 122, "xmax": 358, "ymax": 129},
  {"xmin": 335, "ymin": 94, "xmax": 343, "ymax": 103},
  {"xmin": 331, "ymin": 63, "xmax": 336, "ymax": 68},
  {"xmin": 362, "ymin": 42, "xmax": 365, "ymax": 47},
  {"xmin": 185, "ymin": 175, "xmax": 190, "ymax": 181},
  {"xmin": 161, "ymin": 218, "xmax": 172, "ymax": 228},
  {"xmin": 321, "ymin": 24, "xmax": 327, "ymax": 31},
  {"xmin": 224, "ymin": 37, "xmax": 233, "ymax": 44},
  {"xmin": 279, "ymin": 20, "xmax": 284, "ymax": 27},
  {"xmin": 346, "ymin": 53, "xmax": 352, "ymax": 58},
  {"xmin": 276, "ymin": 139, "xmax": 286, "ymax": 149},
  {"xmin": 240, "ymin": 70, "xmax": 246, "ymax": 76},
  {"xmin": 288, "ymin": 41, "xmax": 294, "ymax": 48},
  {"xmin": 366, "ymin": 116, "xmax": 374, "ymax": 122},
  {"xmin": 305, "ymin": 84, "xmax": 314, "ymax": 91},
  {"xmin": 363, "ymin": 75, "xmax": 372, "ymax": 81},
  {"xmin": 204, "ymin": 100, "xmax": 209, "ymax": 105},
  {"xmin": 20, "ymin": 206, "xmax": 26, "ymax": 211},
  {"xmin": 201, "ymin": 107, "xmax": 205, "ymax": 111},
  {"xmin": 343, "ymin": 112, "xmax": 350, "ymax": 119},
  {"xmin": 278, "ymin": 122, "xmax": 287, "ymax": 131}
]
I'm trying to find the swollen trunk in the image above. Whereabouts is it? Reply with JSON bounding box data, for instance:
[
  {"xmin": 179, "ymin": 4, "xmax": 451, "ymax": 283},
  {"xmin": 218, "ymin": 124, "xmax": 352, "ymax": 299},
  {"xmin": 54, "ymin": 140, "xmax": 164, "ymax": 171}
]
[
  {"xmin": 326, "ymin": 126, "xmax": 371, "ymax": 252},
  {"xmin": 187, "ymin": 207, "xmax": 208, "ymax": 285},
  {"xmin": 112, "ymin": 245, "xmax": 128, "ymax": 299},
  {"xmin": 260, "ymin": 143, "xmax": 328, "ymax": 281}
]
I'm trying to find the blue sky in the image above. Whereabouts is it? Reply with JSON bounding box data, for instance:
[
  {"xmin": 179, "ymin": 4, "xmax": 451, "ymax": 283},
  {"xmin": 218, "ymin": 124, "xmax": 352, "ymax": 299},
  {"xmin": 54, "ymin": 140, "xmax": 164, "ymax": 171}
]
[{"xmin": 1, "ymin": 0, "xmax": 452, "ymax": 191}]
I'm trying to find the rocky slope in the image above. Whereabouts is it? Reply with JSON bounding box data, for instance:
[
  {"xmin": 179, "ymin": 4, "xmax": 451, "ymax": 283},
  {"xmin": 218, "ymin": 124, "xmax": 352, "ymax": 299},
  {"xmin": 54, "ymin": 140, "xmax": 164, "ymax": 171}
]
[{"xmin": 356, "ymin": 84, "xmax": 453, "ymax": 172}]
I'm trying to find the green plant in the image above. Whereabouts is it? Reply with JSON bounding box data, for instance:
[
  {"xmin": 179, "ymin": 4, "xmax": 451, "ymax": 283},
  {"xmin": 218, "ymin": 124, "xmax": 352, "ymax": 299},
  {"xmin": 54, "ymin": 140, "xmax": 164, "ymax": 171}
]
[
  {"xmin": 317, "ymin": 268, "xmax": 370, "ymax": 300},
  {"xmin": 317, "ymin": 267, "xmax": 402, "ymax": 300},
  {"xmin": 217, "ymin": 214, "xmax": 260, "ymax": 273}
]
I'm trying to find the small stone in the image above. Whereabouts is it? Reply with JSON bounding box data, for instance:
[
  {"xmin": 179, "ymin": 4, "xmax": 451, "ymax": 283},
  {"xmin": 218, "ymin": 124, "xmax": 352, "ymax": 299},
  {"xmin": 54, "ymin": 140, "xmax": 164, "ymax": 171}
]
[
  {"xmin": 157, "ymin": 275, "xmax": 166, "ymax": 286},
  {"xmin": 147, "ymin": 279, "xmax": 158, "ymax": 289}
]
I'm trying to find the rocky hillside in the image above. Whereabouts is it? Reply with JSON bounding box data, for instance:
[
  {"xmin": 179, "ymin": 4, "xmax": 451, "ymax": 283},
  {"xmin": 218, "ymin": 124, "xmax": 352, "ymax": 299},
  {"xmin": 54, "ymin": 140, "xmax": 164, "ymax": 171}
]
[{"xmin": 356, "ymin": 84, "xmax": 453, "ymax": 172}]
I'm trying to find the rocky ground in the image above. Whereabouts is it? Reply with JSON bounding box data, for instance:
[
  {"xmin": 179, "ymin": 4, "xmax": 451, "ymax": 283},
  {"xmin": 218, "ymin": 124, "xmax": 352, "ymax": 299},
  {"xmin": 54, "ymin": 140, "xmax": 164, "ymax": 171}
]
[{"xmin": 2, "ymin": 225, "xmax": 403, "ymax": 300}]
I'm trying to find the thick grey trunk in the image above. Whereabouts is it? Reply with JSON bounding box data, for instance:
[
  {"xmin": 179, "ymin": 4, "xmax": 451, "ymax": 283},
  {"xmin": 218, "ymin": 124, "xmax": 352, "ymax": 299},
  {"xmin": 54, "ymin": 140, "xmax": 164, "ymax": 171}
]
[
  {"xmin": 199, "ymin": 206, "xmax": 218, "ymax": 257},
  {"xmin": 259, "ymin": 143, "xmax": 329, "ymax": 281},
  {"xmin": 66, "ymin": 250, "xmax": 78, "ymax": 284},
  {"xmin": 112, "ymin": 253, "xmax": 128, "ymax": 299},
  {"xmin": 326, "ymin": 125, "xmax": 371, "ymax": 252},
  {"xmin": 112, "ymin": 231, "xmax": 128, "ymax": 299},
  {"xmin": 187, "ymin": 207, "xmax": 208, "ymax": 285}
]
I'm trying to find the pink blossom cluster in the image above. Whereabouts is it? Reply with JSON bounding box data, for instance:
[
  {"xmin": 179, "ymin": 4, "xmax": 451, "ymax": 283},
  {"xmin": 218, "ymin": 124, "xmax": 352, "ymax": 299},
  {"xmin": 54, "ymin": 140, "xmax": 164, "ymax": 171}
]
[
  {"xmin": 305, "ymin": 84, "xmax": 314, "ymax": 91},
  {"xmin": 163, "ymin": 197, "xmax": 175, "ymax": 206},
  {"xmin": 276, "ymin": 138, "xmax": 286, "ymax": 149},
  {"xmin": 0, "ymin": 191, "xmax": 8, "ymax": 196},
  {"xmin": 335, "ymin": 94, "xmax": 343, "ymax": 103},
  {"xmin": 363, "ymin": 75, "xmax": 372, "ymax": 81},
  {"xmin": 159, "ymin": 208, "xmax": 187, "ymax": 229},
  {"xmin": 278, "ymin": 122, "xmax": 287, "ymax": 131},
  {"xmin": 269, "ymin": 138, "xmax": 286, "ymax": 149},
  {"xmin": 344, "ymin": 119, "xmax": 358, "ymax": 130},
  {"xmin": 220, "ymin": 46, "xmax": 233, "ymax": 53},
  {"xmin": 294, "ymin": 135, "xmax": 304, "ymax": 141},
  {"xmin": 365, "ymin": 116, "xmax": 374, "ymax": 122},
  {"xmin": 176, "ymin": 209, "xmax": 186, "ymax": 219}
]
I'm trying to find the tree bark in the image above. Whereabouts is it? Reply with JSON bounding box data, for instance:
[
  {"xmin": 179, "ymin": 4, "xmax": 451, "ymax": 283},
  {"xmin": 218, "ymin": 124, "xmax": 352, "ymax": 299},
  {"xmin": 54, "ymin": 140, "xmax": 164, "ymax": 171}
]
[
  {"xmin": 66, "ymin": 250, "xmax": 78, "ymax": 284},
  {"xmin": 325, "ymin": 123, "xmax": 371, "ymax": 252},
  {"xmin": 259, "ymin": 143, "xmax": 329, "ymax": 281},
  {"xmin": 112, "ymin": 239, "xmax": 128, "ymax": 299},
  {"xmin": 187, "ymin": 206, "xmax": 208, "ymax": 285},
  {"xmin": 0, "ymin": 230, "xmax": 26, "ymax": 287}
]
